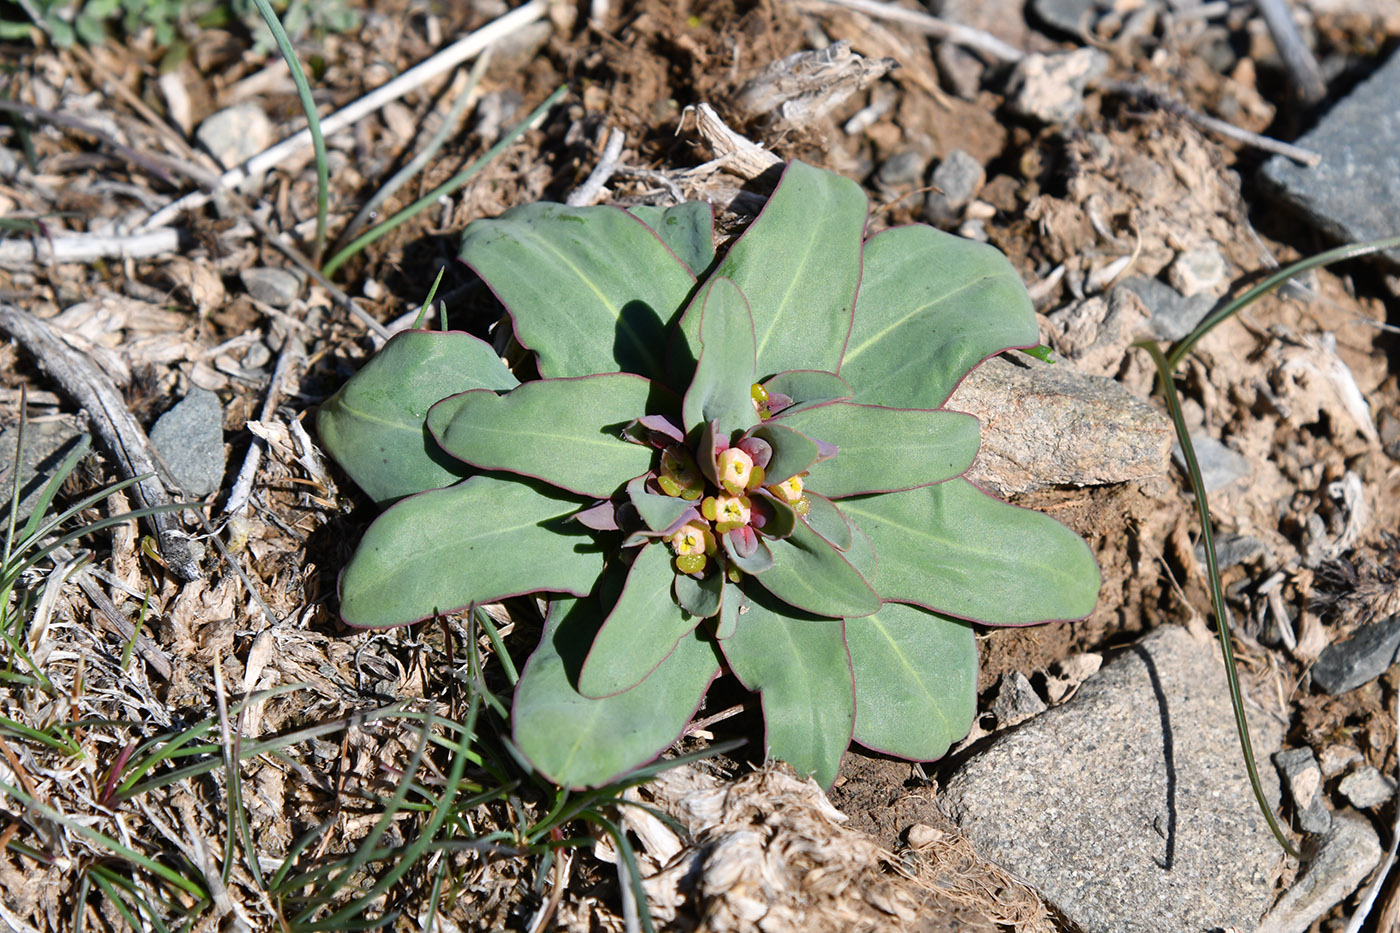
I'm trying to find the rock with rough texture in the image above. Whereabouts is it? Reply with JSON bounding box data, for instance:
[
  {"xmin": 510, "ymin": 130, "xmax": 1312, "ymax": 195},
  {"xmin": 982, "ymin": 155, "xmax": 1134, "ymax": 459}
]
[
  {"xmin": 1117, "ymin": 277, "xmax": 1216, "ymax": 342},
  {"xmin": 1005, "ymin": 48, "xmax": 1109, "ymax": 125},
  {"xmin": 1255, "ymin": 811, "xmax": 1381, "ymax": 933},
  {"xmin": 0, "ymin": 419, "xmax": 87, "ymax": 525},
  {"xmin": 939, "ymin": 626, "xmax": 1286, "ymax": 933},
  {"xmin": 240, "ymin": 267, "xmax": 301, "ymax": 308},
  {"xmin": 149, "ymin": 388, "xmax": 226, "ymax": 497},
  {"xmin": 1172, "ymin": 433, "xmax": 1252, "ymax": 492},
  {"xmin": 875, "ymin": 149, "xmax": 928, "ymax": 190},
  {"xmin": 1339, "ymin": 766, "xmax": 1396, "ymax": 809},
  {"xmin": 946, "ymin": 354, "xmax": 1173, "ymax": 496},
  {"xmin": 1261, "ymin": 48, "xmax": 1400, "ymax": 266},
  {"xmin": 924, "ymin": 149, "xmax": 986, "ymax": 224},
  {"xmin": 991, "ymin": 671, "xmax": 1047, "ymax": 728},
  {"xmin": 196, "ymin": 102, "xmax": 275, "ymax": 170},
  {"xmin": 1275, "ymin": 747, "xmax": 1331, "ymax": 834},
  {"xmin": 1310, "ymin": 614, "xmax": 1400, "ymax": 695}
]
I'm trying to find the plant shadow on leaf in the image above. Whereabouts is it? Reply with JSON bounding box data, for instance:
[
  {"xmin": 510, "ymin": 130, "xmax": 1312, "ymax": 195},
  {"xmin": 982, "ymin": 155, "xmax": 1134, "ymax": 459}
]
[{"xmin": 613, "ymin": 298, "xmax": 671, "ymax": 378}]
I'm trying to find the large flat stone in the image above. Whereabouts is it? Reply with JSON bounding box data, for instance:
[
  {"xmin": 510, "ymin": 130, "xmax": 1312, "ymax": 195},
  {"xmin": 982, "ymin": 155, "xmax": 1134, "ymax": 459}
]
[
  {"xmin": 939, "ymin": 626, "xmax": 1286, "ymax": 933},
  {"xmin": 1261, "ymin": 49, "xmax": 1400, "ymax": 266},
  {"xmin": 946, "ymin": 354, "xmax": 1173, "ymax": 496}
]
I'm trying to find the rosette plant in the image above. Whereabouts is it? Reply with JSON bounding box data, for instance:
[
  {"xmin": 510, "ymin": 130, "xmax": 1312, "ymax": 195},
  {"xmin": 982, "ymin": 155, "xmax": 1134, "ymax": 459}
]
[{"xmin": 318, "ymin": 161, "xmax": 1100, "ymax": 789}]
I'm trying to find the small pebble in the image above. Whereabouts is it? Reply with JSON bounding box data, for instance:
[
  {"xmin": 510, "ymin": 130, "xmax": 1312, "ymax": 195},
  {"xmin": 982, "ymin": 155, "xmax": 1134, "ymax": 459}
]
[
  {"xmin": 196, "ymin": 102, "xmax": 275, "ymax": 170},
  {"xmin": 1275, "ymin": 746, "xmax": 1331, "ymax": 835},
  {"xmin": 1167, "ymin": 245, "xmax": 1228, "ymax": 297},
  {"xmin": 992, "ymin": 671, "xmax": 1047, "ymax": 728},
  {"xmin": 925, "ymin": 149, "xmax": 986, "ymax": 225},
  {"xmin": 240, "ymin": 267, "xmax": 301, "ymax": 309},
  {"xmin": 149, "ymin": 388, "xmax": 226, "ymax": 498},
  {"xmin": 1339, "ymin": 766, "xmax": 1396, "ymax": 809},
  {"xmin": 906, "ymin": 823, "xmax": 944, "ymax": 848},
  {"xmin": 875, "ymin": 149, "xmax": 929, "ymax": 190}
]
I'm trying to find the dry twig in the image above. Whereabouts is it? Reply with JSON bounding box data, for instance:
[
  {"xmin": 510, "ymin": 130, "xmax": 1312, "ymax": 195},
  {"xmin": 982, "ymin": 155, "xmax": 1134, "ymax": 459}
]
[
  {"xmin": 137, "ymin": 0, "xmax": 550, "ymax": 231},
  {"xmin": 0, "ymin": 305, "xmax": 202, "ymax": 581},
  {"xmin": 1100, "ymin": 80, "xmax": 1323, "ymax": 166},
  {"xmin": 566, "ymin": 128, "xmax": 627, "ymax": 207},
  {"xmin": 790, "ymin": 0, "xmax": 1024, "ymax": 64}
]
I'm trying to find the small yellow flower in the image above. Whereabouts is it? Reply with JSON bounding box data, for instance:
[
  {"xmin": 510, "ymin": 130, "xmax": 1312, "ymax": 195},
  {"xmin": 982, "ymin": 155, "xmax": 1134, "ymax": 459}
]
[
  {"xmin": 702, "ymin": 494, "xmax": 751, "ymax": 534},
  {"xmin": 716, "ymin": 447, "xmax": 755, "ymax": 495},
  {"xmin": 769, "ymin": 474, "xmax": 804, "ymax": 504},
  {"xmin": 668, "ymin": 520, "xmax": 715, "ymax": 557}
]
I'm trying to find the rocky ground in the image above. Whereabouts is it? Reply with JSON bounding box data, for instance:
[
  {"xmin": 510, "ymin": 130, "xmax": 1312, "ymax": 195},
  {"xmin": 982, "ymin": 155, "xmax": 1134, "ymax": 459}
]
[{"xmin": 1, "ymin": 0, "xmax": 1399, "ymax": 930}]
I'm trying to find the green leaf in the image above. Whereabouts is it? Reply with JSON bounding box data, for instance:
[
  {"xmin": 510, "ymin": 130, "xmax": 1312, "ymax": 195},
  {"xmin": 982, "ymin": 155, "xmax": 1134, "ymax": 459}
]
[
  {"xmin": 801, "ymin": 493, "xmax": 852, "ymax": 551},
  {"xmin": 722, "ymin": 597, "xmax": 853, "ymax": 788},
  {"xmin": 674, "ymin": 569, "xmax": 722, "ymax": 618},
  {"xmin": 723, "ymin": 531, "xmax": 774, "ymax": 574},
  {"xmin": 844, "ymin": 519, "xmax": 878, "ymax": 580},
  {"xmin": 746, "ymin": 423, "xmax": 819, "ymax": 486},
  {"xmin": 513, "ymin": 594, "xmax": 721, "ymax": 788},
  {"xmin": 753, "ymin": 515, "xmax": 880, "ymax": 619},
  {"xmin": 681, "ymin": 277, "xmax": 759, "ymax": 436},
  {"xmin": 338, "ymin": 476, "xmax": 602, "ymax": 628},
  {"xmin": 846, "ymin": 602, "xmax": 975, "ymax": 760},
  {"xmin": 628, "ymin": 202, "xmax": 715, "ymax": 275},
  {"xmin": 626, "ymin": 476, "xmax": 693, "ymax": 534},
  {"xmin": 317, "ymin": 330, "xmax": 518, "ymax": 505},
  {"xmin": 763, "ymin": 370, "xmax": 852, "ymax": 412},
  {"xmin": 840, "ymin": 225, "xmax": 1038, "ymax": 409},
  {"xmin": 426, "ymin": 374, "xmax": 663, "ymax": 498},
  {"xmin": 715, "ymin": 578, "xmax": 742, "ymax": 639},
  {"xmin": 579, "ymin": 544, "xmax": 700, "ymax": 698},
  {"xmin": 840, "ymin": 478, "xmax": 1100, "ymax": 625},
  {"xmin": 714, "ymin": 161, "xmax": 867, "ymax": 377},
  {"xmin": 775, "ymin": 403, "xmax": 980, "ymax": 496},
  {"xmin": 459, "ymin": 202, "xmax": 696, "ymax": 380}
]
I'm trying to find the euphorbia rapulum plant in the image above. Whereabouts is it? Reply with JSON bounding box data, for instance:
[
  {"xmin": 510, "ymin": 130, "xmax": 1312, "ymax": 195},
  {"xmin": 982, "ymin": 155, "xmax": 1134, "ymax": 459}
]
[{"xmin": 318, "ymin": 161, "xmax": 1100, "ymax": 789}]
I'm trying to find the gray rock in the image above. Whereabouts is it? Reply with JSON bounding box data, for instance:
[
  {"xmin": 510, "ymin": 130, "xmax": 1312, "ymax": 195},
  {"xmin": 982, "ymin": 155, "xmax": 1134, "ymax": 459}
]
[
  {"xmin": 149, "ymin": 388, "xmax": 225, "ymax": 498},
  {"xmin": 240, "ymin": 267, "xmax": 301, "ymax": 309},
  {"xmin": 939, "ymin": 626, "xmax": 1286, "ymax": 933},
  {"xmin": 924, "ymin": 149, "xmax": 986, "ymax": 224},
  {"xmin": 875, "ymin": 149, "xmax": 928, "ymax": 190},
  {"xmin": 1255, "ymin": 811, "xmax": 1381, "ymax": 933},
  {"xmin": 1030, "ymin": 0, "xmax": 1106, "ymax": 37},
  {"xmin": 1006, "ymin": 48, "xmax": 1109, "ymax": 125},
  {"xmin": 1260, "ymin": 48, "xmax": 1400, "ymax": 267},
  {"xmin": 947, "ymin": 355, "xmax": 1173, "ymax": 497},
  {"xmin": 935, "ymin": 42, "xmax": 983, "ymax": 100},
  {"xmin": 1338, "ymin": 766, "xmax": 1396, "ymax": 809},
  {"xmin": 992, "ymin": 671, "xmax": 1047, "ymax": 728},
  {"xmin": 196, "ymin": 102, "xmax": 276, "ymax": 170},
  {"xmin": 1171, "ymin": 433, "xmax": 1252, "ymax": 492},
  {"xmin": 1274, "ymin": 747, "xmax": 1332, "ymax": 834},
  {"xmin": 1117, "ymin": 276, "xmax": 1216, "ymax": 342},
  {"xmin": 1195, "ymin": 533, "xmax": 1268, "ymax": 570},
  {"xmin": 1310, "ymin": 614, "xmax": 1400, "ymax": 695},
  {"xmin": 0, "ymin": 419, "xmax": 87, "ymax": 526}
]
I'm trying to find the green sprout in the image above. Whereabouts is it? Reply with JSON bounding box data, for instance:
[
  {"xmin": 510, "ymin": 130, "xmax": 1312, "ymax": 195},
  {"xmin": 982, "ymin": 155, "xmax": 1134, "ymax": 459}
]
[{"xmin": 317, "ymin": 160, "xmax": 1102, "ymax": 789}]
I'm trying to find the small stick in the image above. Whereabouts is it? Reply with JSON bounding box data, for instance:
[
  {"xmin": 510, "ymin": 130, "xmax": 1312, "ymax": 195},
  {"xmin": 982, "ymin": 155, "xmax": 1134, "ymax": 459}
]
[
  {"xmin": 566, "ymin": 128, "xmax": 626, "ymax": 207},
  {"xmin": 0, "ymin": 305, "xmax": 202, "ymax": 581},
  {"xmin": 137, "ymin": 0, "xmax": 549, "ymax": 231},
  {"xmin": 1254, "ymin": 0, "xmax": 1326, "ymax": 104},
  {"xmin": 1101, "ymin": 80, "xmax": 1322, "ymax": 166},
  {"xmin": 0, "ymin": 229, "xmax": 184, "ymax": 269},
  {"xmin": 0, "ymin": 99, "xmax": 180, "ymax": 185},
  {"xmin": 791, "ymin": 0, "xmax": 1024, "ymax": 64},
  {"xmin": 224, "ymin": 334, "xmax": 305, "ymax": 516}
]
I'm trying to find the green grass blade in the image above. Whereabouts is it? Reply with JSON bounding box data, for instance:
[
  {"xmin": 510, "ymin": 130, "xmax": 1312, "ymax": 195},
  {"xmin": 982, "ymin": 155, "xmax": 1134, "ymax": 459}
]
[
  {"xmin": 0, "ymin": 777, "xmax": 209, "ymax": 900},
  {"xmin": 1134, "ymin": 339, "xmax": 1299, "ymax": 859},
  {"xmin": 321, "ymin": 84, "xmax": 567, "ymax": 279},
  {"xmin": 249, "ymin": 0, "xmax": 328, "ymax": 264}
]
